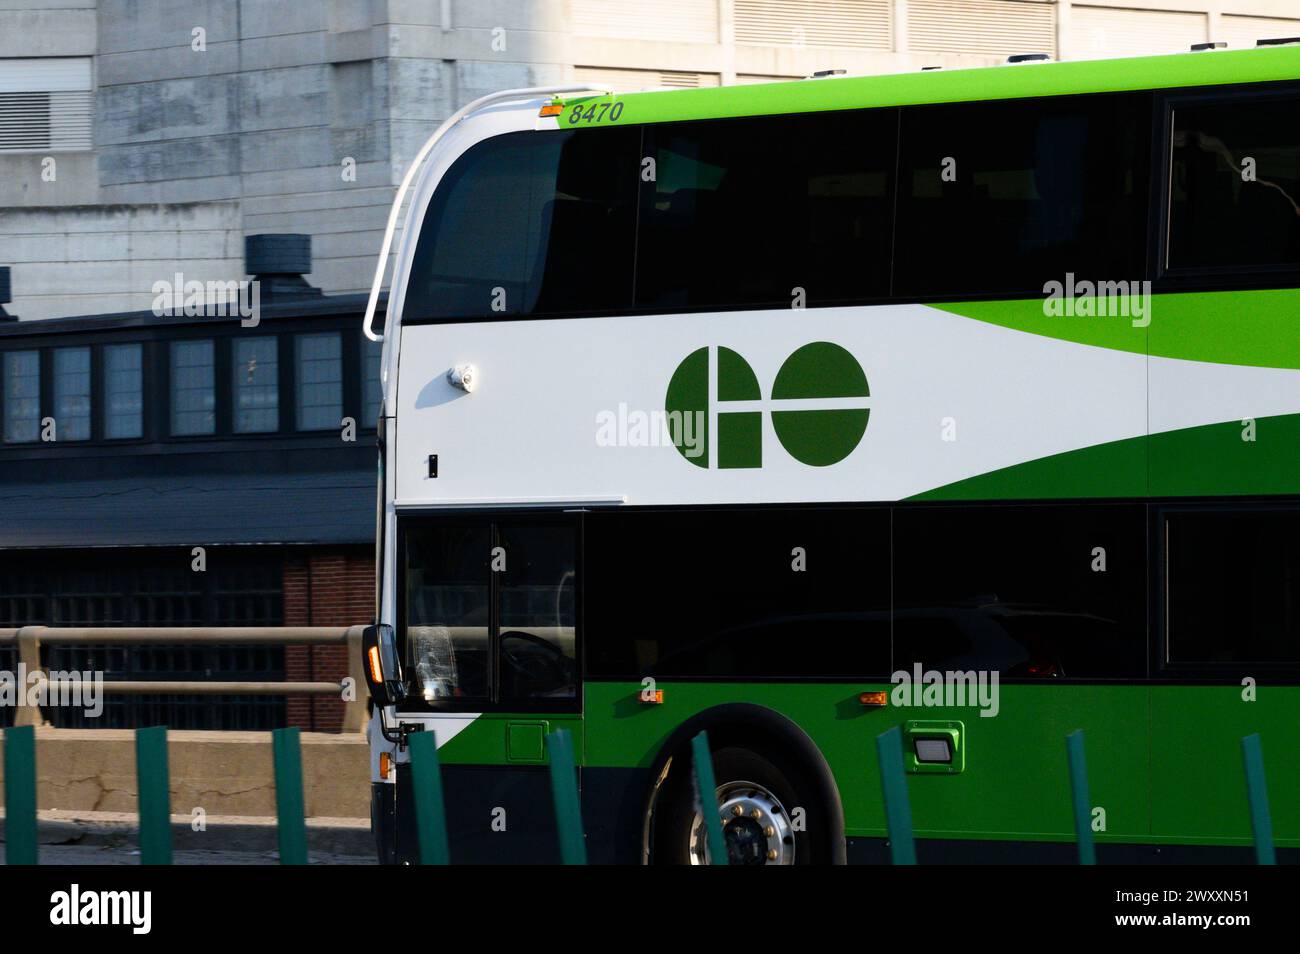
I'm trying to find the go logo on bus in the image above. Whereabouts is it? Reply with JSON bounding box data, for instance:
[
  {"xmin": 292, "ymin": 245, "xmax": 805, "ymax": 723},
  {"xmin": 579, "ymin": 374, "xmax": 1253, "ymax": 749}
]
[{"xmin": 665, "ymin": 342, "xmax": 870, "ymax": 468}]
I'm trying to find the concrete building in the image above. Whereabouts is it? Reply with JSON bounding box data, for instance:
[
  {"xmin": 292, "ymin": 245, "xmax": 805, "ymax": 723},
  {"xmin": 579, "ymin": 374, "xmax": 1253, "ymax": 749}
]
[{"xmin": 4, "ymin": 0, "xmax": 1300, "ymax": 321}]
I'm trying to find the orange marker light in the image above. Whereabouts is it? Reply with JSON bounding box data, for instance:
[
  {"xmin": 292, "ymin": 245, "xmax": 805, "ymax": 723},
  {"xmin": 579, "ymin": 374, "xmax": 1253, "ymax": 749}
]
[
  {"xmin": 367, "ymin": 645, "xmax": 384, "ymax": 684},
  {"xmin": 379, "ymin": 752, "xmax": 391, "ymax": 779},
  {"xmin": 538, "ymin": 103, "xmax": 564, "ymax": 117},
  {"xmin": 858, "ymin": 691, "xmax": 888, "ymax": 707},
  {"xmin": 640, "ymin": 690, "xmax": 664, "ymax": 705}
]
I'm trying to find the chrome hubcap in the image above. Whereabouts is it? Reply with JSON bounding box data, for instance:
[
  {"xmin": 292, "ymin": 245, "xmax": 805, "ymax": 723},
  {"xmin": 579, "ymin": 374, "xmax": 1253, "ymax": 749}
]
[{"xmin": 689, "ymin": 779, "xmax": 795, "ymax": 865}]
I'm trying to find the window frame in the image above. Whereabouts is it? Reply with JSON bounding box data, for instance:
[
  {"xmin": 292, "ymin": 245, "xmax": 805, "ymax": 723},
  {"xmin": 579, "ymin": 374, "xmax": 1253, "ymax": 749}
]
[
  {"xmin": 1154, "ymin": 81, "xmax": 1300, "ymax": 292},
  {"xmin": 1154, "ymin": 501, "xmax": 1300, "ymax": 679},
  {"xmin": 395, "ymin": 511, "xmax": 582, "ymax": 714}
]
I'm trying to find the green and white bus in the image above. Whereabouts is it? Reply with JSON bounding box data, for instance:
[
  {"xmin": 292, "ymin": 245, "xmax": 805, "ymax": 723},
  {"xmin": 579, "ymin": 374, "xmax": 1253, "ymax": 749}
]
[{"xmin": 361, "ymin": 43, "xmax": 1300, "ymax": 864}]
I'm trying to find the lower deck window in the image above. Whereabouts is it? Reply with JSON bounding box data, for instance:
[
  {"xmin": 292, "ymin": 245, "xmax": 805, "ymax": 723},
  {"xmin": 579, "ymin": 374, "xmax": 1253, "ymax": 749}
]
[
  {"xmin": 1165, "ymin": 508, "xmax": 1300, "ymax": 665},
  {"xmin": 402, "ymin": 518, "xmax": 577, "ymax": 708}
]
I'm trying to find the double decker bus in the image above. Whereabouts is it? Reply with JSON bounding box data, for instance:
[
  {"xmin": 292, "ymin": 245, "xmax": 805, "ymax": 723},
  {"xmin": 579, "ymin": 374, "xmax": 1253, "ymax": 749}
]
[{"xmin": 361, "ymin": 44, "xmax": 1300, "ymax": 864}]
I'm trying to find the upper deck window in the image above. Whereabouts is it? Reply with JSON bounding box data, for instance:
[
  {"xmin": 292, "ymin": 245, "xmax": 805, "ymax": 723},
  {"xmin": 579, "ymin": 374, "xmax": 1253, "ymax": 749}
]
[
  {"xmin": 894, "ymin": 93, "xmax": 1150, "ymax": 297},
  {"xmin": 403, "ymin": 127, "xmax": 640, "ymax": 321},
  {"xmin": 1168, "ymin": 94, "xmax": 1300, "ymax": 272},
  {"xmin": 635, "ymin": 109, "xmax": 897, "ymax": 309}
]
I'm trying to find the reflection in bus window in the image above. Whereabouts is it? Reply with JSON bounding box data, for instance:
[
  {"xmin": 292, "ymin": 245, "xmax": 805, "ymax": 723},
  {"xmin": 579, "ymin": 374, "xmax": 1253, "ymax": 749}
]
[
  {"xmin": 1169, "ymin": 97, "xmax": 1300, "ymax": 270},
  {"xmin": 405, "ymin": 526, "xmax": 491, "ymax": 701},
  {"xmin": 498, "ymin": 524, "xmax": 577, "ymax": 702}
]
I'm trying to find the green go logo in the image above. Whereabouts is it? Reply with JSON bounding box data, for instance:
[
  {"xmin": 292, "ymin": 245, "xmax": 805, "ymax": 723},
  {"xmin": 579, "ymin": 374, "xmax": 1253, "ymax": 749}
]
[{"xmin": 665, "ymin": 342, "xmax": 870, "ymax": 468}]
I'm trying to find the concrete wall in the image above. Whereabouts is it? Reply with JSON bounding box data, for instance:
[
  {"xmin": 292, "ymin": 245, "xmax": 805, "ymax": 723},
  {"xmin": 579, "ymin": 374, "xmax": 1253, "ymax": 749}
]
[{"xmin": 0, "ymin": 728, "xmax": 369, "ymax": 818}]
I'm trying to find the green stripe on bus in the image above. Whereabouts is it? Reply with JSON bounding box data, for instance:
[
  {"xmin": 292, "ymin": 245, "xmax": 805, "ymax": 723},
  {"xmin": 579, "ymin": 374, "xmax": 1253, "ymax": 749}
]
[
  {"xmin": 911, "ymin": 413, "xmax": 1300, "ymax": 501},
  {"xmin": 562, "ymin": 47, "xmax": 1300, "ymax": 127},
  {"xmin": 934, "ymin": 289, "xmax": 1300, "ymax": 370}
]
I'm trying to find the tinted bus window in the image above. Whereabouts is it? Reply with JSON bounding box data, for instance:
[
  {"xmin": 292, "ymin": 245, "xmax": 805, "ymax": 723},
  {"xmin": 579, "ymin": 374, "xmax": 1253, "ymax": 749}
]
[
  {"xmin": 893, "ymin": 504, "xmax": 1147, "ymax": 678},
  {"xmin": 585, "ymin": 508, "xmax": 891, "ymax": 679},
  {"xmin": 1165, "ymin": 509, "xmax": 1300, "ymax": 665},
  {"xmin": 894, "ymin": 93, "xmax": 1149, "ymax": 297},
  {"xmin": 402, "ymin": 127, "xmax": 640, "ymax": 320},
  {"xmin": 635, "ymin": 110, "xmax": 897, "ymax": 311},
  {"xmin": 1169, "ymin": 95, "xmax": 1300, "ymax": 271}
]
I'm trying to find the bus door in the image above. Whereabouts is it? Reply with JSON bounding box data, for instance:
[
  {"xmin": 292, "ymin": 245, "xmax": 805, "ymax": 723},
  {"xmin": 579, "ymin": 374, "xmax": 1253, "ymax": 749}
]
[{"xmin": 398, "ymin": 512, "xmax": 582, "ymax": 861}]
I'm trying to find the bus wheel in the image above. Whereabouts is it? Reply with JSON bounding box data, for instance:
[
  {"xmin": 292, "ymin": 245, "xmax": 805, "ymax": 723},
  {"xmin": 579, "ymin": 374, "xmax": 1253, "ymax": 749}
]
[{"xmin": 653, "ymin": 746, "xmax": 818, "ymax": 865}]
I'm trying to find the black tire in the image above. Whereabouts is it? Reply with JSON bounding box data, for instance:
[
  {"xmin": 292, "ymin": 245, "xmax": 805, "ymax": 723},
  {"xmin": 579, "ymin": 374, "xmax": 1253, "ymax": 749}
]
[{"xmin": 650, "ymin": 745, "xmax": 828, "ymax": 865}]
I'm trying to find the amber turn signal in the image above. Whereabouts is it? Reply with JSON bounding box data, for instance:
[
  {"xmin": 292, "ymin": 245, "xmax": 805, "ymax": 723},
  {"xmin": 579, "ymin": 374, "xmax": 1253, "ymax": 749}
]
[{"xmin": 858, "ymin": 691, "xmax": 888, "ymax": 707}]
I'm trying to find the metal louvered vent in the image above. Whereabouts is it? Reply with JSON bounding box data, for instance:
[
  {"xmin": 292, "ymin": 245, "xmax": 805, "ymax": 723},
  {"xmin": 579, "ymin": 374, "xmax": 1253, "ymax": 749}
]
[
  {"xmin": 572, "ymin": 0, "xmax": 720, "ymax": 43},
  {"xmin": 574, "ymin": 66, "xmax": 720, "ymax": 92},
  {"xmin": 909, "ymin": 0, "xmax": 1056, "ymax": 58},
  {"xmin": 0, "ymin": 58, "xmax": 93, "ymax": 153},
  {"xmin": 735, "ymin": 0, "xmax": 892, "ymax": 50}
]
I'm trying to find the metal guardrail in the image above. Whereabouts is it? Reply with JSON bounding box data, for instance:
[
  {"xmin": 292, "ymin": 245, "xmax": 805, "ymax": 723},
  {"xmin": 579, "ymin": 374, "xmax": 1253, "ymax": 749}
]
[{"xmin": 0, "ymin": 625, "xmax": 368, "ymax": 732}]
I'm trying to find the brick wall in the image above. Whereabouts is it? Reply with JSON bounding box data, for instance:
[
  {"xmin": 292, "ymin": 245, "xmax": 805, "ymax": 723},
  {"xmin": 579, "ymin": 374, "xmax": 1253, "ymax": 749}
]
[{"xmin": 283, "ymin": 547, "xmax": 375, "ymax": 732}]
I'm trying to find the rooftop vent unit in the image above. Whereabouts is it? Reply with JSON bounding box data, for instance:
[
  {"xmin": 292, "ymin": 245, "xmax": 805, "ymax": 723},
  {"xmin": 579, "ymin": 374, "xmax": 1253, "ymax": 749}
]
[
  {"xmin": 809, "ymin": 69, "xmax": 846, "ymax": 79},
  {"xmin": 244, "ymin": 234, "xmax": 322, "ymax": 301},
  {"xmin": 1006, "ymin": 53, "xmax": 1052, "ymax": 64},
  {"xmin": 1258, "ymin": 36, "xmax": 1300, "ymax": 47},
  {"xmin": 0, "ymin": 266, "xmax": 14, "ymax": 321}
]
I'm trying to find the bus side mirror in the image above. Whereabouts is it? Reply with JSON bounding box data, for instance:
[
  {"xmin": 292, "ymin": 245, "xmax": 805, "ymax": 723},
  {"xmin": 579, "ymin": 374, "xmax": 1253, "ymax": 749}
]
[{"xmin": 363, "ymin": 623, "xmax": 408, "ymax": 707}]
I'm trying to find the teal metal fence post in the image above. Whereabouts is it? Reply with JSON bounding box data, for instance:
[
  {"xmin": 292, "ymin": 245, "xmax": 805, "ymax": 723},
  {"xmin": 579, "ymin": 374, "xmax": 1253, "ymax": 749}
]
[
  {"xmin": 408, "ymin": 730, "xmax": 450, "ymax": 865},
  {"xmin": 1065, "ymin": 729, "xmax": 1096, "ymax": 865},
  {"xmin": 1066, "ymin": 729, "xmax": 1096, "ymax": 865},
  {"xmin": 3, "ymin": 725, "xmax": 38, "ymax": 865},
  {"xmin": 875, "ymin": 726, "xmax": 916, "ymax": 865},
  {"xmin": 690, "ymin": 730, "xmax": 728, "ymax": 866},
  {"xmin": 546, "ymin": 728, "xmax": 586, "ymax": 865},
  {"xmin": 272, "ymin": 727, "xmax": 308, "ymax": 865},
  {"xmin": 135, "ymin": 726, "xmax": 172, "ymax": 865},
  {"xmin": 1241, "ymin": 733, "xmax": 1275, "ymax": 866}
]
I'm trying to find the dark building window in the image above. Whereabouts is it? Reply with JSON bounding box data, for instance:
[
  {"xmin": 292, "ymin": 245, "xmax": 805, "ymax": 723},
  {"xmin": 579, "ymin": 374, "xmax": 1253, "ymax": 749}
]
[
  {"xmin": 585, "ymin": 508, "xmax": 892, "ymax": 680},
  {"xmin": 893, "ymin": 504, "xmax": 1147, "ymax": 679},
  {"xmin": 1169, "ymin": 94, "xmax": 1300, "ymax": 271},
  {"xmin": 232, "ymin": 336, "xmax": 279, "ymax": 433},
  {"xmin": 894, "ymin": 93, "xmax": 1149, "ymax": 297},
  {"xmin": 295, "ymin": 332, "xmax": 342, "ymax": 431},
  {"xmin": 3, "ymin": 349, "xmax": 40, "ymax": 443},
  {"xmin": 53, "ymin": 346, "xmax": 91, "ymax": 441},
  {"xmin": 636, "ymin": 110, "xmax": 897, "ymax": 310},
  {"xmin": 170, "ymin": 339, "xmax": 215, "ymax": 436},
  {"xmin": 103, "ymin": 343, "xmax": 143, "ymax": 439},
  {"xmin": 402, "ymin": 127, "xmax": 640, "ymax": 320},
  {"xmin": 1165, "ymin": 508, "xmax": 1300, "ymax": 666}
]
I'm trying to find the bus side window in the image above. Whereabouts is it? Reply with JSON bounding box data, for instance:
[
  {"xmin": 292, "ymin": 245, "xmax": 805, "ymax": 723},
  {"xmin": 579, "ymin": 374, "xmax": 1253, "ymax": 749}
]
[
  {"xmin": 634, "ymin": 109, "xmax": 897, "ymax": 311},
  {"xmin": 893, "ymin": 93, "xmax": 1150, "ymax": 298},
  {"xmin": 1167, "ymin": 95, "xmax": 1300, "ymax": 271},
  {"xmin": 1164, "ymin": 508, "xmax": 1300, "ymax": 668}
]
